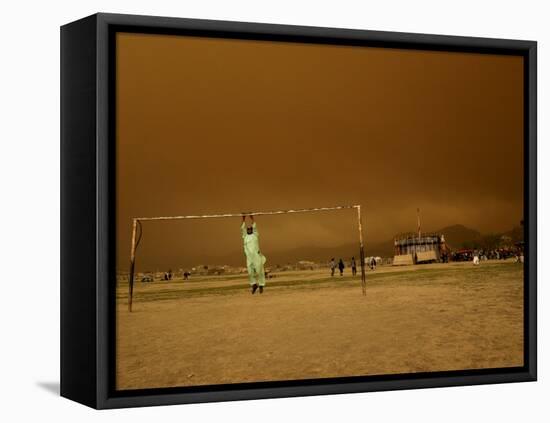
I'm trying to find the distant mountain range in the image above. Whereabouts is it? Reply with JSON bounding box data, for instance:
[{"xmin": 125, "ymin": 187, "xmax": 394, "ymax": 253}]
[
  {"xmin": 131, "ymin": 223, "xmax": 523, "ymax": 271},
  {"xmin": 203, "ymin": 224, "xmax": 512, "ymax": 266}
]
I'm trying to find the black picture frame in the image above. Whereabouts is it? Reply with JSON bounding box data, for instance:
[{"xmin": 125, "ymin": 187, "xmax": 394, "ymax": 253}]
[{"xmin": 60, "ymin": 12, "xmax": 537, "ymax": 409}]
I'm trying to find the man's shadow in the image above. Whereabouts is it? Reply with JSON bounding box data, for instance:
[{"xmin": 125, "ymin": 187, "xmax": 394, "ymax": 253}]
[{"xmin": 36, "ymin": 381, "xmax": 60, "ymax": 396}]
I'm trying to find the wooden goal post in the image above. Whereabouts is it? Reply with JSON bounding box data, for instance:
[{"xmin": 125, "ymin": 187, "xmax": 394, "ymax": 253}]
[{"xmin": 127, "ymin": 205, "xmax": 366, "ymax": 311}]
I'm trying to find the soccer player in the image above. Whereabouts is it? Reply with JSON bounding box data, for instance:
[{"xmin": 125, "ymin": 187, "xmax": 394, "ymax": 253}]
[{"xmin": 241, "ymin": 215, "xmax": 267, "ymax": 294}]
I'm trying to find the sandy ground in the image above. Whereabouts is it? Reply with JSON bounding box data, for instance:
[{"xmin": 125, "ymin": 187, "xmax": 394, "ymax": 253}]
[{"xmin": 116, "ymin": 261, "xmax": 524, "ymax": 390}]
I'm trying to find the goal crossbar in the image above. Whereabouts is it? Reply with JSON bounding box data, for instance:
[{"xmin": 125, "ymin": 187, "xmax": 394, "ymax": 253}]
[
  {"xmin": 134, "ymin": 205, "xmax": 361, "ymax": 221},
  {"xmin": 127, "ymin": 204, "xmax": 366, "ymax": 311}
]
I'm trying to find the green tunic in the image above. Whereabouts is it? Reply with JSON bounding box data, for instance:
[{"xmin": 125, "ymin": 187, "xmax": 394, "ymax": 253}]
[{"xmin": 241, "ymin": 222, "xmax": 267, "ymax": 286}]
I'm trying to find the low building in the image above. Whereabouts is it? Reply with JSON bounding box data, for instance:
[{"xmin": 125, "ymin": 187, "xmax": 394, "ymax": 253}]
[{"xmin": 393, "ymin": 232, "xmax": 448, "ymax": 265}]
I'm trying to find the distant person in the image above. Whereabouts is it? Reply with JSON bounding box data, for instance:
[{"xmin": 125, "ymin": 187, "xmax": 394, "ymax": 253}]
[
  {"xmin": 330, "ymin": 258, "xmax": 336, "ymax": 277},
  {"xmin": 351, "ymin": 256, "xmax": 357, "ymax": 276},
  {"xmin": 241, "ymin": 215, "xmax": 267, "ymax": 294},
  {"xmin": 370, "ymin": 257, "xmax": 377, "ymax": 270},
  {"xmin": 473, "ymin": 251, "xmax": 480, "ymax": 265},
  {"xmin": 338, "ymin": 259, "xmax": 345, "ymax": 276}
]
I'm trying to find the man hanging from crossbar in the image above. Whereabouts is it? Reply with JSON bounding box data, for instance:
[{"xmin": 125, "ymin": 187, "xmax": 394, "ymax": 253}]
[{"xmin": 241, "ymin": 214, "xmax": 267, "ymax": 294}]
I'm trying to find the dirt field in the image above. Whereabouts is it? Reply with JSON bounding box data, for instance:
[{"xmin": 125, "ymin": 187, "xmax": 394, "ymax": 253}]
[{"xmin": 116, "ymin": 260, "xmax": 524, "ymax": 390}]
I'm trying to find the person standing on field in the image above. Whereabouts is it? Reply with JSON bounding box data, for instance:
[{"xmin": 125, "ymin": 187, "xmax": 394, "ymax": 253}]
[
  {"xmin": 338, "ymin": 258, "xmax": 345, "ymax": 276},
  {"xmin": 351, "ymin": 256, "xmax": 357, "ymax": 276},
  {"xmin": 330, "ymin": 258, "xmax": 336, "ymax": 277},
  {"xmin": 241, "ymin": 215, "xmax": 267, "ymax": 294}
]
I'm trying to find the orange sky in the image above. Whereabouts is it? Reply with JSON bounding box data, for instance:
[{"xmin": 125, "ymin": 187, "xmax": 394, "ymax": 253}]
[{"xmin": 116, "ymin": 32, "xmax": 524, "ymax": 271}]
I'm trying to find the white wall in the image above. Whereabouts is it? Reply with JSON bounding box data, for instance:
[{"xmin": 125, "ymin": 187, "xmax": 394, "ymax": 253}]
[{"xmin": 0, "ymin": 1, "xmax": 546, "ymax": 421}]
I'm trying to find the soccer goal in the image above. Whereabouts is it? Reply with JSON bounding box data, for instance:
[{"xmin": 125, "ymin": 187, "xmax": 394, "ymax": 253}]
[{"xmin": 126, "ymin": 204, "xmax": 366, "ymax": 311}]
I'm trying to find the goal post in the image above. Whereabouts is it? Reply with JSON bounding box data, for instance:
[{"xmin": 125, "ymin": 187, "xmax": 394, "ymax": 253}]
[{"xmin": 127, "ymin": 205, "xmax": 367, "ymax": 311}]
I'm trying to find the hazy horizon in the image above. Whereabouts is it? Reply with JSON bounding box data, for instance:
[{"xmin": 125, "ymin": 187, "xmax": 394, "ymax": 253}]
[{"xmin": 116, "ymin": 33, "xmax": 524, "ymax": 272}]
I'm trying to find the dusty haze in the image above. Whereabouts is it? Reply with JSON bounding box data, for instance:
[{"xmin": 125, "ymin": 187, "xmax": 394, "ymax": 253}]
[{"xmin": 116, "ymin": 33, "xmax": 524, "ymax": 271}]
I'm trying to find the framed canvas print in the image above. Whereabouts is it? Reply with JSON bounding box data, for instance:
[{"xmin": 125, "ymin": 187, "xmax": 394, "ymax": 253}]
[{"xmin": 60, "ymin": 13, "xmax": 537, "ymax": 409}]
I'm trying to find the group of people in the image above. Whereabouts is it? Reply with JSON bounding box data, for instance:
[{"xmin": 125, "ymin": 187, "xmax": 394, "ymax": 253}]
[
  {"xmin": 367, "ymin": 257, "xmax": 377, "ymax": 270},
  {"xmin": 329, "ymin": 258, "xmax": 347, "ymax": 276},
  {"xmin": 161, "ymin": 269, "xmax": 191, "ymax": 281},
  {"xmin": 485, "ymin": 249, "xmax": 521, "ymax": 261},
  {"xmin": 452, "ymin": 248, "xmax": 523, "ymax": 263},
  {"xmin": 472, "ymin": 248, "xmax": 524, "ymax": 265},
  {"xmin": 329, "ymin": 256, "xmax": 375, "ymax": 277}
]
